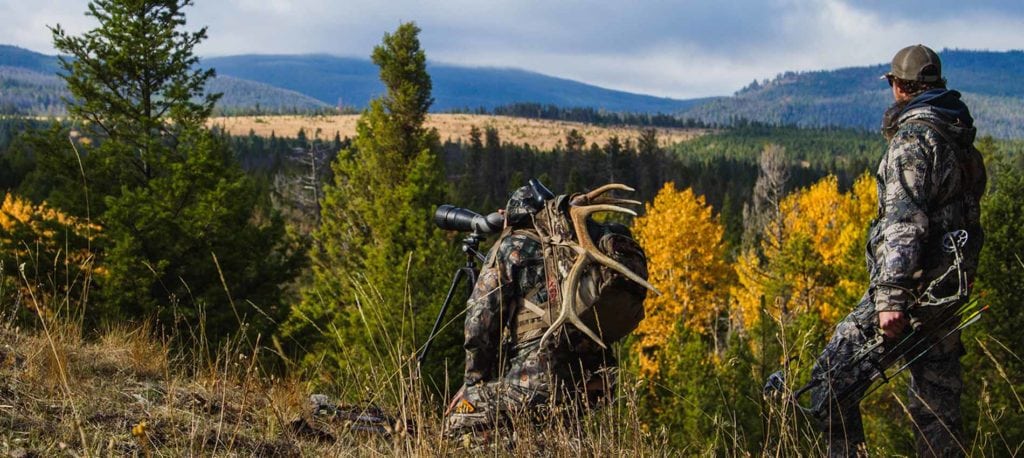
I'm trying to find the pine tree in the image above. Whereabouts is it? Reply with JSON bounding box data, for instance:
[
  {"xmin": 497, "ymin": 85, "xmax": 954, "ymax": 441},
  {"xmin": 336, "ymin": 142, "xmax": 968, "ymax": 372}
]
[
  {"xmin": 51, "ymin": 0, "xmax": 218, "ymax": 195},
  {"xmin": 283, "ymin": 23, "xmax": 457, "ymax": 388},
  {"xmin": 41, "ymin": 0, "xmax": 295, "ymax": 338},
  {"xmin": 636, "ymin": 128, "xmax": 663, "ymax": 199},
  {"xmin": 962, "ymin": 157, "xmax": 1024, "ymax": 447}
]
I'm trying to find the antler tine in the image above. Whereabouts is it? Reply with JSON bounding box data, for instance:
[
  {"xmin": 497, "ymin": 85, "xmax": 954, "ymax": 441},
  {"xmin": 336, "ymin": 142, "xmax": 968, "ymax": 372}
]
[
  {"xmin": 571, "ymin": 205, "xmax": 660, "ymax": 295},
  {"xmin": 537, "ymin": 200, "xmax": 662, "ymax": 350},
  {"xmin": 574, "ymin": 203, "xmax": 637, "ymax": 219},
  {"xmin": 539, "ymin": 249, "xmax": 608, "ymax": 349},
  {"xmin": 588, "ymin": 197, "xmax": 643, "ymax": 207},
  {"xmin": 584, "ymin": 183, "xmax": 636, "ymax": 201}
]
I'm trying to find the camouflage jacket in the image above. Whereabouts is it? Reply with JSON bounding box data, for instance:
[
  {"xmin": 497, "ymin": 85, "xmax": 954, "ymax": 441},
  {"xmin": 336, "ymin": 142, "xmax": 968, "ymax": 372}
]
[
  {"xmin": 462, "ymin": 229, "xmax": 609, "ymax": 389},
  {"xmin": 463, "ymin": 231, "xmax": 546, "ymax": 385},
  {"xmin": 868, "ymin": 89, "xmax": 985, "ymax": 313}
]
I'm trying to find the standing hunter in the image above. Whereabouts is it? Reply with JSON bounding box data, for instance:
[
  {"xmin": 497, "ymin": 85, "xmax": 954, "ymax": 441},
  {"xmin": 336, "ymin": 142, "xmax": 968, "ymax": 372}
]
[
  {"xmin": 809, "ymin": 44, "xmax": 986, "ymax": 457},
  {"xmin": 445, "ymin": 182, "xmax": 654, "ymax": 447}
]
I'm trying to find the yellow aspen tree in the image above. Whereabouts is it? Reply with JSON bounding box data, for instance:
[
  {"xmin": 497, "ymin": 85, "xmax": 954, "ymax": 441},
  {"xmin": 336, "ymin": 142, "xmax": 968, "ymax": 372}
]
[
  {"xmin": 0, "ymin": 193, "xmax": 101, "ymax": 313},
  {"xmin": 732, "ymin": 174, "xmax": 875, "ymax": 329},
  {"xmin": 0, "ymin": 193, "xmax": 100, "ymax": 246},
  {"xmin": 632, "ymin": 182, "xmax": 729, "ymax": 377}
]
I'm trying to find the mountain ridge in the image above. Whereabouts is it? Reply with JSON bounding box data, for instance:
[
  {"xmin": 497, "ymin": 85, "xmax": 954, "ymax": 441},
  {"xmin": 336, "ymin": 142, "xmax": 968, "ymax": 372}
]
[
  {"xmin": 679, "ymin": 49, "xmax": 1024, "ymax": 138},
  {"xmin": 2, "ymin": 45, "xmax": 1023, "ymax": 137},
  {"xmin": 200, "ymin": 53, "xmax": 704, "ymax": 113}
]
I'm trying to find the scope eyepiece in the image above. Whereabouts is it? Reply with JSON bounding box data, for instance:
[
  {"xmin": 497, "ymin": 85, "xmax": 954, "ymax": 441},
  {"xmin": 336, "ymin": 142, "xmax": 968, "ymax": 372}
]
[{"xmin": 434, "ymin": 205, "xmax": 504, "ymax": 234}]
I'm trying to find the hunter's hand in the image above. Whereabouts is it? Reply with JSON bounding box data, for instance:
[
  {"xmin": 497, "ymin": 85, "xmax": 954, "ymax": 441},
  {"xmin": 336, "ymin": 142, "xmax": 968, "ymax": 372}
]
[{"xmin": 878, "ymin": 311, "xmax": 907, "ymax": 338}]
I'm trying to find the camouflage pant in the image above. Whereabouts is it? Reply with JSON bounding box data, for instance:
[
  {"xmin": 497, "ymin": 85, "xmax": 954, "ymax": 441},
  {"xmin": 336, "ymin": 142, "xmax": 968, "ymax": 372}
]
[
  {"xmin": 809, "ymin": 292, "xmax": 965, "ymax": 457},
  {"xmin": 445, "ymin": 379, "xmax": 550, "ymax": 433},
  {"xmin": 446, "ymin": 338, "xmax": 615, "ymax": 441}
]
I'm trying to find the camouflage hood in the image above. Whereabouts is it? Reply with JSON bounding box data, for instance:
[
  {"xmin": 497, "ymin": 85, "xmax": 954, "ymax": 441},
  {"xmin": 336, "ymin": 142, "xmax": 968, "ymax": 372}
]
[{"xmin": 897, "ymin": 89, "xmax": 976, "ymax": 146}]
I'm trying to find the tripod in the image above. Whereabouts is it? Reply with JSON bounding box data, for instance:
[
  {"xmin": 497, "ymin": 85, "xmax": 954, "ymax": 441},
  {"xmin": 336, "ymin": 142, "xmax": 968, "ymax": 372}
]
[{"xmin": 418, "ymin": 231, "xmax": 487, "ymax": 364}]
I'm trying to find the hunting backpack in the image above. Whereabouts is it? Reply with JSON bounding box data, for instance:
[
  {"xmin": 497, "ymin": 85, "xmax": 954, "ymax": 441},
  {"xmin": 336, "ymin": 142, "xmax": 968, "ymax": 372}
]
[{"xmin": 510, "ymin": 190, "xmax": 653, "ymax": 347}]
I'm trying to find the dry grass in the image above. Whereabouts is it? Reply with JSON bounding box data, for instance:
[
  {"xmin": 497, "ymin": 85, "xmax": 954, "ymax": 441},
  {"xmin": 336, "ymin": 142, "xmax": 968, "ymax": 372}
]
[
  {"xmin": 2, "ymin": 300, "xmax": 1021, "ymax": 456},
  {"xmin": 1, "ymin": 244, "xmax": 1019, "ymax": 456},
  {"xmin": 0, "ymin": 326, "xmax": 670, "ymax": 456},
  {"xmin": 0, "ymin": 292, "xmax": 668, "ymax": 457},
  {"xmin": 0, "ymin": 321, "xmax": 339, "ymax": 456},
  {"xmin": 209, "ymin": 114, "xmax": 708, "ymax": 149}
]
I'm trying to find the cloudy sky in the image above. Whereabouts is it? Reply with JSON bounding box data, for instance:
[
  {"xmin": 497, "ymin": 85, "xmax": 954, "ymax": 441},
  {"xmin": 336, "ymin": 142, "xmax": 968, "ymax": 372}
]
[{"xmin": 1, "ymin": 0, "xmax": 1022, "ymax": 99}]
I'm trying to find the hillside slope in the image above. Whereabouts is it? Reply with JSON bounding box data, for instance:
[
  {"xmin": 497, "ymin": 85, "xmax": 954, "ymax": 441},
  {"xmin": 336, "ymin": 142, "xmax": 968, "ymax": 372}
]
[
  {"xmin": 209, "ymin": 113, "xmax": 707, "ymax": 150},
  {"xmin": 0, "ymin": 45, "xmax": 703, "ymax": 116},
  {"xmin": 0, "ymin": 45, "xmax": 60, "ymax": 74},
  {"xmin": 0, "ymin": 46, "xmax": 335, "ymax": 115},
  {"xmin": 202, "ymin": 53, "xmax": 704, "ymax": 113},
  {"xmin": 3, "ymin": 45, "xmax": 1023, "ymax": 137},
  {"xmin": 0, "ymin": 320, "xmax": 662, "ymax": 456},
  {"xmin": 207, "ymin": 76, "xmax": 331, "ymax": 114},
  {"xmin": 0, "ymin": 66, "xmax": 68, "ymax": 115},
  {"xmin": 683, "ymin": 50, "xmax": 1024, "ymax": 138}
]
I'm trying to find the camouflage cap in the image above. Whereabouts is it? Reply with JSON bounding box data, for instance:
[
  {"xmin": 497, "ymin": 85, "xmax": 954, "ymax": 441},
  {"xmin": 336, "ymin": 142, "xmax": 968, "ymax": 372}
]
[
  {"xmin": 505, "ymin": 185, "xmax": 544, "ymax": 227},
  {"xmin": 884, "ymin": 44, "xmax": 943, "ymax": 83}
]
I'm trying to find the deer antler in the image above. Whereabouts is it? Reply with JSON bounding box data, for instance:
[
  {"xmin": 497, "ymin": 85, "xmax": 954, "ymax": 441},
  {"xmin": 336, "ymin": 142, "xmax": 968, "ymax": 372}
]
[
  {"xmin": 539, "ymin": 185, "xmax": 661, "ymax": 349},
  {"xmin": 571, "ymin": 184, "xmax": 643, "ymax": 207}
]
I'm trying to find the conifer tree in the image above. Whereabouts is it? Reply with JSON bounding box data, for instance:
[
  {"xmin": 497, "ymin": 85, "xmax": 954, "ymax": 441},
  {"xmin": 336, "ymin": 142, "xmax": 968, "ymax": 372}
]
[
  {"xmin": 636, "ymin": 128, "xmax": 663, "ymax": 199},
  {"xmin": 51, "ymin": 0, "xmax": 218, "ymax": 197},
  {"xmin": 42, "ymin": 0, "xmax": 294, "ymax": 338},
  {"xmin": 964, "ymin": 157, "xmax": 1024, "ymax": 445},
  {"xmin": 283, "ymin": 23, "xmax": 457, "ymax": 386}
]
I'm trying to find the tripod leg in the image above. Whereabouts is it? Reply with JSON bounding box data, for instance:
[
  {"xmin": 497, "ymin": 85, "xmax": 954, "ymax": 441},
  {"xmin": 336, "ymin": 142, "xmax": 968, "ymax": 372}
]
[{"xmin": 419, "ymin": 268, "xmax": 468, "ymax": 364}]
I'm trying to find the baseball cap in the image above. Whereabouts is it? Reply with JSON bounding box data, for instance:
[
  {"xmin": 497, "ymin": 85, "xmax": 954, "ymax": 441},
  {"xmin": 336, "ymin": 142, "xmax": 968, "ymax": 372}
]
[{"xmin": 884, "ymin": 44, "xmax": 943, "ymax": 83}]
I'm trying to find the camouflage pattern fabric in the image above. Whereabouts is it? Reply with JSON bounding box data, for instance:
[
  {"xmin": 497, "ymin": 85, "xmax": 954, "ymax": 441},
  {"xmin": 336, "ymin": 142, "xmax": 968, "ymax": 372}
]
[
  {"xmin": 505, "ymin": 183, "xmax": 545, "ymax": 228},
  {"xmin": 868, "ymin": 91, "xmax": 984, "ymax": 314},
  {"xmin": 809, "ymin": 294, "xmax": 965, "ymax": 457},
  {"xmin": 811, "ymin": 90, "xmax": 983, "ymax": 458},
  {"xmin": 449, "ymin": 224, "xmax": 614, "ymax": 440}
]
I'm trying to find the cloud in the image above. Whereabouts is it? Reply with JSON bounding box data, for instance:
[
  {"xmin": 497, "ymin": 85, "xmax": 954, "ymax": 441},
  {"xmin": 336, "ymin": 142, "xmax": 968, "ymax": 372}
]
[
  {"xmin": 0, "ymin": 0, "xmax": 93, "ymax": 53},
  {"xmin": 1, "ymin": 0, "xmax": 1021, "ymax": 98}
]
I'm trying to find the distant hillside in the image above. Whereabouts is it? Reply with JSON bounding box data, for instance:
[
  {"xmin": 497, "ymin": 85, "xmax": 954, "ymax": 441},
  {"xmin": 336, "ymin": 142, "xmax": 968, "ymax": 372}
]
[
  {"xmin": 3, "ymin": 45, "xmax": 1023, "ymax": 137},
  {"xmin": 202, "ymin": 54, "xmax": 704, "ymax": 113},
  {"xmin": 0, "ymin": 66, "xmax": 67, "ymax": 115},
  {"xmin": 0, "ymin": 45, "xmax": 60, "ymax": 74},
  {"xmin": 683, "ymin": 50, "xmax": 1024, "ymax": 138},
  {"xmin": 0, "ymin": 46, "xmax": 334, "ymax": 115},
  {"xmin": 0, "ymin": 45, "xmax": 703, "ymax": 116},
  {"xmin": 206, "ymin": 75, "xmax": 331, "ymax": 114}
]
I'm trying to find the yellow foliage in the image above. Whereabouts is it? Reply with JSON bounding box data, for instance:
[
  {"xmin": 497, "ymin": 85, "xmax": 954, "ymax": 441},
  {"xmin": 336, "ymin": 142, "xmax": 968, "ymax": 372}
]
[
  {"xmin": 632, "ymin": 183, "xmax": 730, "ymax": 377},
  {"xmin": 732, "ymin": 174, "xmax": 876, "ymax": 328},
  {"xmin": 0, "ymin": 193, "xmax": 102, "ymax": 309},
  {"xmin": 1, "ymin": 192, "xmax": 100, "ymax": 240},
  {"xmin": 732, "ymin": 249, "xmax": 768, "ymax": 328}
]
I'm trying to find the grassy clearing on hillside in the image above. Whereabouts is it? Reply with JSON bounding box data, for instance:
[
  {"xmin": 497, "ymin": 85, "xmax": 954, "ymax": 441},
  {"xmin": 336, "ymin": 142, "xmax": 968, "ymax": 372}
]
[{"xmin": 209, "ymin": 114, "xmax": 708, "ymax": 149}]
